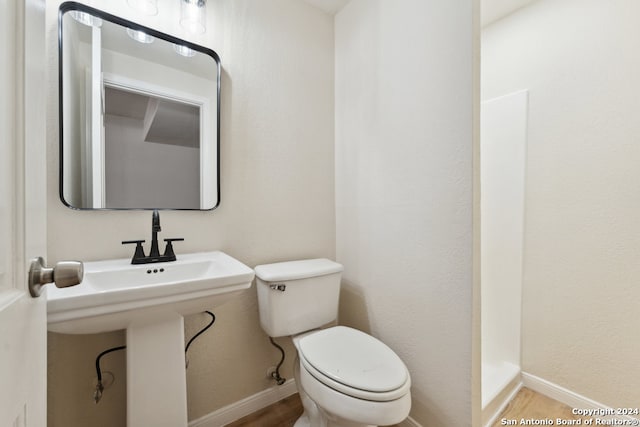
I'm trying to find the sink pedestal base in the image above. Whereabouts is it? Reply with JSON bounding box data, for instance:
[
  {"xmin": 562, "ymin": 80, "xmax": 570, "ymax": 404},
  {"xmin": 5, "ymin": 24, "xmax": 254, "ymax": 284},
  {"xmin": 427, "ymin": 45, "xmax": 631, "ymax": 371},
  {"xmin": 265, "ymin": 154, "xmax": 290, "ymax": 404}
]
[{"xmin": 127, "ymin": 313, "xmax": 188, "ymax": 427}]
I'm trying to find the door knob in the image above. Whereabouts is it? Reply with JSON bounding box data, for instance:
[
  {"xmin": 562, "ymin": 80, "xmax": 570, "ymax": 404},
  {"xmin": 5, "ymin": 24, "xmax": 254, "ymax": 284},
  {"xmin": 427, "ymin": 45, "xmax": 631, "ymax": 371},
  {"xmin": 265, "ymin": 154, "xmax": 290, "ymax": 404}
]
[{"xmin": 28, "ymin": 257, "xmax": 84, "ymax": 297}]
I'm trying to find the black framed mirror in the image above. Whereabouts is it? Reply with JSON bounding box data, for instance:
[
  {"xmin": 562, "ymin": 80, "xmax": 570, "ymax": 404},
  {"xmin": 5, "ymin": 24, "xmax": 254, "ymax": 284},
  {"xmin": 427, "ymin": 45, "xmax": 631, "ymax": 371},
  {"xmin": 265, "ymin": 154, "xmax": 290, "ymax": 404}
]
[{"xmin": 59, "ymin": 2, "xmax": 220, "ymax": 210}]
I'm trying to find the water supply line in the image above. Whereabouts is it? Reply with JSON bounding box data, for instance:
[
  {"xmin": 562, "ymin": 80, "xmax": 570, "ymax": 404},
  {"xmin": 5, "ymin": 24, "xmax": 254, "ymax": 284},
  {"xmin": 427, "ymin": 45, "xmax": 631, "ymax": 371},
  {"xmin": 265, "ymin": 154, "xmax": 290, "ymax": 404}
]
[
  {"xmin": 185, "ymin": 311, "xmax": 216, "ymax": 369},
  {"xmin": 94, "ymin": 346, "xmax": 126, "ymax": 404},
  {"xmin": 268, "ymin": 337, "xmax": 286, "ymax": 385},
  {"xmin": 92, "ymin": 310, "xmax": 217, "ymax": 403}
]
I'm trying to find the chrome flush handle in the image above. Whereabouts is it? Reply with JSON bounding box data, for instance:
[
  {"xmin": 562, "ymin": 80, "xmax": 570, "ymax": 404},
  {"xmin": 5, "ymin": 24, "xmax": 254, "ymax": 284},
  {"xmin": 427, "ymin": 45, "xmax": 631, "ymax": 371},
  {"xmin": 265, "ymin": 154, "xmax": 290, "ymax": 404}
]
[{"xmin": 28, "ymin": 257, "xmax": 84, "ymax": 297}]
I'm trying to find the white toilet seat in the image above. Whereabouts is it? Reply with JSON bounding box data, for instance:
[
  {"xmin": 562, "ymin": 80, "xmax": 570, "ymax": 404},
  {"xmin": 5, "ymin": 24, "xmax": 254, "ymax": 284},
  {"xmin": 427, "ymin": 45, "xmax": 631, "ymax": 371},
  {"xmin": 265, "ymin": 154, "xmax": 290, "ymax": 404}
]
[{"xmin": 295, "ymin": 326, "xmax": 411, "ymax": 402}]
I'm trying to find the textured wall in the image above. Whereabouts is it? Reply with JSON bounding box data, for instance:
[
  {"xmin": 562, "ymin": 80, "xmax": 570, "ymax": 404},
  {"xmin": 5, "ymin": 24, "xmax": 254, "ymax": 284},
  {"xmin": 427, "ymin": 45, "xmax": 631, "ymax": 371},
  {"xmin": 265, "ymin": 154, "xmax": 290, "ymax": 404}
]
[
  {"xmin": 335, "ymin": 1, "xmax": 478, "ymax": 425},
  {"xmin": 46, "ymin": 1, "xmax": 335, "ymax": 426},
  {"xmin": 482, "ymin": 0, "xmax": 640, "ymax": 407}
]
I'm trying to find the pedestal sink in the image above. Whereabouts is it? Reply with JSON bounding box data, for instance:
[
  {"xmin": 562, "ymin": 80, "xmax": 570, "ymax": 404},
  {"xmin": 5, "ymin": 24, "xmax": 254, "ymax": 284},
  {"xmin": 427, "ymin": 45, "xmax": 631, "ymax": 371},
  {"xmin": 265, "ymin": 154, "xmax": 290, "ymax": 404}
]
[{"xmin": 46, "ymin": 251, "xmax": 254, "ymax": 427}]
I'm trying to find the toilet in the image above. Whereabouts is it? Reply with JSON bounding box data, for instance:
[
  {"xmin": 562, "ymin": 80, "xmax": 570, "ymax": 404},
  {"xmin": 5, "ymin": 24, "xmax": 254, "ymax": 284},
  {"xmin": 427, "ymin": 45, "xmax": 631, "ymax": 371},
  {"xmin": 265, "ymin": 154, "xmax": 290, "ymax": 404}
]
[{"xmin": 255, "ymin": 258, "xmax": 411, "ymax": 427}]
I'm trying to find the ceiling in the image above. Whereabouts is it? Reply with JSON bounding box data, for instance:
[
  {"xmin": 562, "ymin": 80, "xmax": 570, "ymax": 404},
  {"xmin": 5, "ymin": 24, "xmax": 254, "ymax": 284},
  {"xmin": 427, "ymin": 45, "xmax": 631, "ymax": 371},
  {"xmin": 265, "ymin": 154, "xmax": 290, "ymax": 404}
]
[
  {"xmin": 300, "ymin": 0, "xmax": 538, "ymax": 25},
  {"xmin": 301, "ymin": 0, "xmax": 350, "ymax": 15},
  {"xmin": 105, "ymin": 87, "xmax": 200, "ymax": 149},
  {"xmin": 481, "ymin": 0, "xmax": 538, "ymax": 27}
]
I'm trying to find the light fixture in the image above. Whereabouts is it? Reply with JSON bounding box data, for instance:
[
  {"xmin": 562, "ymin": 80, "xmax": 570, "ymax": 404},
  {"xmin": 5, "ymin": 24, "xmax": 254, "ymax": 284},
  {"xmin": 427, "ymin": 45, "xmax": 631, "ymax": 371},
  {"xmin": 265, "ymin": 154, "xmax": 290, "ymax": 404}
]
[
  {"xmin": 180, "ymin": 0, "xmax": 207, "ymax": 35},
  {"xmin": 127, "ymin": 0, "xmax": 158, "ymax": 16},
  {"xmin": 69, "ymin": 10, "xmax": 102, "ymax": 27},
  {"xmin": 126, "ymin": 28, "xmax": 155, "ymax": 44},
  {"xmin": 173, "ymin": 44, "xmax": 196, "ymax": 57}
]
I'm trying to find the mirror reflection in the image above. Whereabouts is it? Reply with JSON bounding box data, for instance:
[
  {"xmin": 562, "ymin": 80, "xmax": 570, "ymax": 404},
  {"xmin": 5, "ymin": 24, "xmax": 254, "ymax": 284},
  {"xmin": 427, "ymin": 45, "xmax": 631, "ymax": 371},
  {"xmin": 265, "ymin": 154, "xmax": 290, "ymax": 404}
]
[{"xmin": 59, "ymin": 3, "xmax": 220, "ymax": 210}]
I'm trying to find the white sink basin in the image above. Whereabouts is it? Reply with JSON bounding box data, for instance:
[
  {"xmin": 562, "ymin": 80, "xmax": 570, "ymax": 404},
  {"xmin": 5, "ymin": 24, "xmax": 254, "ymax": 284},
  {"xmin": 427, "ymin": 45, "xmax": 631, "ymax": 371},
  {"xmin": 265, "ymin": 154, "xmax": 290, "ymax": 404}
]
[{"xmin": 47, "ymin": 251, "xmax": 254, "ymax": 334}]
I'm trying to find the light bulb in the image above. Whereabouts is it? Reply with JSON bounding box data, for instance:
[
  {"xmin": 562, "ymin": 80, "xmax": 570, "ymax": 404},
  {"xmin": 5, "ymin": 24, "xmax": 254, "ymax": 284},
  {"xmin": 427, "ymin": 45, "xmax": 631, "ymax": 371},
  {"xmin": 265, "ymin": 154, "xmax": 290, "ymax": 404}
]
[
  {"xmin": 173, "ymin": 44, "xmax": 197, "ymax": 57},
  {"xmin": 126, "ymin": 28, "xmax": 155, "ymax": 44},
  {"xmin": 69, "ymin": 11, "xmax": 102, "ymax": 27},
  {"xmin": 180, "ymin": 0, "xmax": 206, "ymax": 34}
]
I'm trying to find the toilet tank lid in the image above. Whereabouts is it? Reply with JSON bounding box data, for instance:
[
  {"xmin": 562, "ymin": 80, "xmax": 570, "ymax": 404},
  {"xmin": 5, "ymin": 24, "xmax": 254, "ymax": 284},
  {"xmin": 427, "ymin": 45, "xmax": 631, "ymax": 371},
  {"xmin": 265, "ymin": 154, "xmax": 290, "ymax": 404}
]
[{"xmin": 254, "ymin": 258, "xmax": 343, "ymax": 282}]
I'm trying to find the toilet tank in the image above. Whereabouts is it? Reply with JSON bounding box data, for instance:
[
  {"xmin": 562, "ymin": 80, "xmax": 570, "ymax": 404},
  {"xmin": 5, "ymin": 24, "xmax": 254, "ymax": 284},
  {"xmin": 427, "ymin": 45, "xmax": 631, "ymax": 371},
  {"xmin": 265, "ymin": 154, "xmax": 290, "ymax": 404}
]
[{"xmin": 255, "ymin": 259, "xmax": 344, "ymax": 338}]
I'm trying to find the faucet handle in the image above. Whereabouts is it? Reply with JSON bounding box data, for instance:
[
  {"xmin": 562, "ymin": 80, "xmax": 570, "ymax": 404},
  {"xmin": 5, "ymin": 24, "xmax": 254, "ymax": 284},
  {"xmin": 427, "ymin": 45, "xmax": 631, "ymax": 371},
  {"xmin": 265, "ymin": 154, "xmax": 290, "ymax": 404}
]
[
  {"xmin": 162, "ymin": 238, "xmax": 184, "ymax": 261},
  {"xmin": 122, "ymin": 240, "xmax": 146, "ymax": 264}
]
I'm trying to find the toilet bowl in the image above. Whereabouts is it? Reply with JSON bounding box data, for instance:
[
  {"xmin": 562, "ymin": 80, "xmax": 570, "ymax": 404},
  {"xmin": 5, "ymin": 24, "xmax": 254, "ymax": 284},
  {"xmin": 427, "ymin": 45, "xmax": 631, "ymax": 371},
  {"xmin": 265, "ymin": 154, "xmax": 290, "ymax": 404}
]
[
  {"xmin": 254, "ymin": 259, "xmax": 412, "ymax": 427},
  {"xmin": 293, "ymin": 326, "xmax": 411, "ymax": 427}
]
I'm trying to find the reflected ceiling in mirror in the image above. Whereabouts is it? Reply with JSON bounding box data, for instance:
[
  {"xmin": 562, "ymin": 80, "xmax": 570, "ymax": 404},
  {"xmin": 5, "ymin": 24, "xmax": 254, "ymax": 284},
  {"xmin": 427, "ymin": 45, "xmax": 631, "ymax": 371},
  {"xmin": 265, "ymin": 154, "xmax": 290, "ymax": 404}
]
[{"xmin": 59, "ymin": 2, "xmax": 220, "ymax": 210}]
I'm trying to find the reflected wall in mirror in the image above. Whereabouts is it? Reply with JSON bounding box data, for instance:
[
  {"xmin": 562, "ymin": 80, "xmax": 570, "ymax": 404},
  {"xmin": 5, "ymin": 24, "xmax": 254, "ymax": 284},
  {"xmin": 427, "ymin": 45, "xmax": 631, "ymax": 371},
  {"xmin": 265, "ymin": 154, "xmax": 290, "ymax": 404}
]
[{"xmin": 59, "ymin": 2, "xmax": 220, "ymax": 210}]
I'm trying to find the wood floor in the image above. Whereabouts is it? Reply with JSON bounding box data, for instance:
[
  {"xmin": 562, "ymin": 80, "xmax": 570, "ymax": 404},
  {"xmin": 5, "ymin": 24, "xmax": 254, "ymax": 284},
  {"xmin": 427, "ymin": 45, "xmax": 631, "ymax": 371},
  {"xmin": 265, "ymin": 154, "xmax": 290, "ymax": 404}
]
[
  {"xmin": 225, "ymin": 393, "xmax": 401, "ymax": 427},
  {"xmin": 225, "ymin": 394, "xmax": 303, "ymax": 427},
  {"xmin": 225, "ymin": 387, "xmax": 575, "ymax": 427},
  {"xmin": 492, "ymin": 387, "xmax": 589, "ymax": 426}
]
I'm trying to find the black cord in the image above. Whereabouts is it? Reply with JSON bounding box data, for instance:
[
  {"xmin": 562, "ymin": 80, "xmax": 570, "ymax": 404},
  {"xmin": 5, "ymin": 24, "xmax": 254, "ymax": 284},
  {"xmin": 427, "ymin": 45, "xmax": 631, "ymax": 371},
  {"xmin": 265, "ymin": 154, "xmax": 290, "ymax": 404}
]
[
  {"xmin": 184, "ymin": 311, "xmax": 216, "ymax": 368},
  {"xmin": 93, "ymin": 345, "xmax": 126, "ymax": 404},
  {"xmin": 269, "ymin": 337, "xmax": 286, "ymax": 385},
  {"xmin": 185, "ymin": 311, "xmax": 216, "ymax": 354},
  {"xmin": 95, "ymin": 345, "xmax": 126, "ymax": 383},
  {"xmin": 93, "ymin": 311, "xmax": 216, "ymax": 379},
  {"xmin": 93, "ymin": 311, "xmax": 216, "ymax": 402}
]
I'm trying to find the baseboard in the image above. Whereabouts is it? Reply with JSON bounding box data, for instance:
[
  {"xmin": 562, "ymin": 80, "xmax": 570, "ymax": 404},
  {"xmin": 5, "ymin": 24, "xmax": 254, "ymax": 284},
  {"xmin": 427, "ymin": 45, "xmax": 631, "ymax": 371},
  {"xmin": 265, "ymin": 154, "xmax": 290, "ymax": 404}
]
[
  {"xmin": 522, "ymin": 372, "xmax": 639, "ymax": 422},
  {"xmin": 482, "ymin": 376, "xmax": 523, "ymax": 427},
  {"xmin": 188, "ymin": 379, "xmax": 298, "ymax": 427}
]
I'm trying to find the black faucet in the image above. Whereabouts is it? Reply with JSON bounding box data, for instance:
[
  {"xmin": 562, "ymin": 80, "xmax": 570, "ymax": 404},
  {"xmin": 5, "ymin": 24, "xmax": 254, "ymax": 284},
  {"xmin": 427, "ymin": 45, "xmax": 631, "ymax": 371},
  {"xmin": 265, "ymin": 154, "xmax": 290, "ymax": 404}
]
[
  {"xmin": 149, "ymin": 209, "xmax": 161, "ymax": 258},
  {"xmin": 122, "ymin": 210, "xmax": 184, "ymax": 264}
]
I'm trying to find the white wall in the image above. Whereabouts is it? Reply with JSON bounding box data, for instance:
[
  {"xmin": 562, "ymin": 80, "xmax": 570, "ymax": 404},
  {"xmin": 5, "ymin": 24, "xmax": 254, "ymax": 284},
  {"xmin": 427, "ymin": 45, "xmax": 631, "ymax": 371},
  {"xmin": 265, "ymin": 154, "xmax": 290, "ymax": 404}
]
[
  {"xmin": 335, "ymin": 1, "xmax": 478, "ymax": 425},
  {"xmin": 483, "ymin": 0, "xmax": 640, "ymax": 407},
  {"xmin": 104, "ymin": 115, "xmax": 200, "ymax": 208},
  {"xmin": 46, "ymin": 1, "xmax": 335, "ymax": 426}
]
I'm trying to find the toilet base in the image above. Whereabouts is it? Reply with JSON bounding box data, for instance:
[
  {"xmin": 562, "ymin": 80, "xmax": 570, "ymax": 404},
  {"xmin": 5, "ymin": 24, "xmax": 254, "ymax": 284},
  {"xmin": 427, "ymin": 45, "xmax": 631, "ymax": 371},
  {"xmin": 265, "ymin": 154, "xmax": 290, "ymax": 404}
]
[{"xmin": 294, "ymin": 413, "xmax": 311, "ymax": 427}]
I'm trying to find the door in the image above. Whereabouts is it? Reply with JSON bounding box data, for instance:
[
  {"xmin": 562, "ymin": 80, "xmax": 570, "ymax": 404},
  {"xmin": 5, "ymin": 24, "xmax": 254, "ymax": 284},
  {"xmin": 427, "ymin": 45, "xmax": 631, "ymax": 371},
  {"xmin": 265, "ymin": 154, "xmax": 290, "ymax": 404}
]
[{"xmin": 0, "ymin": 0, "xmax": 48, "ymax": 425}]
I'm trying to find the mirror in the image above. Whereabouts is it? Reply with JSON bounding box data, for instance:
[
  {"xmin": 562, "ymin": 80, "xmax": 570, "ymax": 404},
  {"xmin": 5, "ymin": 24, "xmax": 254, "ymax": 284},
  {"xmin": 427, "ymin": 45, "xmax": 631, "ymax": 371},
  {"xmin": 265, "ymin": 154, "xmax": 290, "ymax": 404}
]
[{"xmin": 59, "ymin": 2, "xmax": 220, "ymax": 210}]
